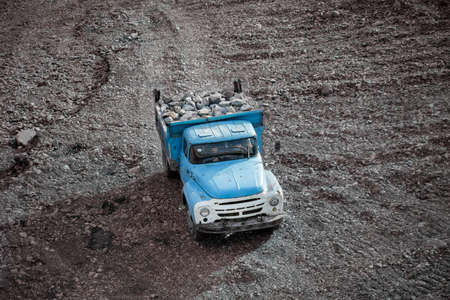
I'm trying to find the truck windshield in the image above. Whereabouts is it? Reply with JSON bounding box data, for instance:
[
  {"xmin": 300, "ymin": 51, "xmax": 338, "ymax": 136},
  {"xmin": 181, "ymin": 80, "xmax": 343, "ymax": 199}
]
[{"xmin": 190, "ymin": 138, "xmax": 258, "ymax": 164}]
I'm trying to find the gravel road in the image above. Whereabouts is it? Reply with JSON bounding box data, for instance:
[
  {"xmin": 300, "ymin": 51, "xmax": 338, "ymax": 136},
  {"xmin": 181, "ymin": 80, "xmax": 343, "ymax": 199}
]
[{"xmin": 1, "ymin": 0, "xmax": 449, "ymax": 299}]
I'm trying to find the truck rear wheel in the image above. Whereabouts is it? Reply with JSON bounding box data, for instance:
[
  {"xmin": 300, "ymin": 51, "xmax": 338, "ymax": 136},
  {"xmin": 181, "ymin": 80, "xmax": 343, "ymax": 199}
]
[
  {"xmin": 185, "ymin": 205, "xmax": 205, "ymax": 241},
  {"xmin": 164, "ymin": 158, "xmax": 178, "ymax": 178},
  {"xmin": 160, "ymin": 141, "xmax": 178, "ymax": 178}
]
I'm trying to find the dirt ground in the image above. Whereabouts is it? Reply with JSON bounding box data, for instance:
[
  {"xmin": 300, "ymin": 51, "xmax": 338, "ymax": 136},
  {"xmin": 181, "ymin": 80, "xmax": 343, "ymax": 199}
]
[{"xmin": 1, "ymin": 0, "xmax": 449, "ymax": 299}]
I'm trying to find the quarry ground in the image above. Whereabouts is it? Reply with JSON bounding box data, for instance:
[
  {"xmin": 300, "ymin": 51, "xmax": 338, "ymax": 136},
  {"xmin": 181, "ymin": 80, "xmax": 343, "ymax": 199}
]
[{"xmin": 0, "ymin": 0, "xmax": 449, "ymax": 299}]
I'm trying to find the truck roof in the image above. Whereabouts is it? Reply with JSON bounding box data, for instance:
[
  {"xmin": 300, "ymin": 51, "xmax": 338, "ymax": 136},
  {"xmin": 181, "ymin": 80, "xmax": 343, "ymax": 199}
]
[{"xmin": 184, "ymin": 120, "xmax": 256, "ymax": 145}]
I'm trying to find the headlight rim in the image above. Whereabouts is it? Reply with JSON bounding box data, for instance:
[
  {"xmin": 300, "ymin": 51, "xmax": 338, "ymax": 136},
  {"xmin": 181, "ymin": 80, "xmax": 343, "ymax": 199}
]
[
  {"xmin": 199, "ymin": 207, "xmax": 210, "ymax": 217},
  {"xmin": 269, "ymin": 196, "xmax": 280, "ymax": 207}
]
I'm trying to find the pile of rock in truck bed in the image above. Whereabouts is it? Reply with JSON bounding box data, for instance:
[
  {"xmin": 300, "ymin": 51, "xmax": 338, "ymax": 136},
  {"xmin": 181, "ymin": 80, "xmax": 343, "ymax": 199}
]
[{"xmin": 156, "ymin": 89, "xmax": 258, "ymax": 124}]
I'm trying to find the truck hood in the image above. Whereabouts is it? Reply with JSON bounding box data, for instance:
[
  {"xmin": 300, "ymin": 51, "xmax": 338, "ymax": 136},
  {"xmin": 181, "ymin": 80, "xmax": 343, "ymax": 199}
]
[{"xmin": 191, "ymin": 158, "xmax": 265, "ymax": 199}]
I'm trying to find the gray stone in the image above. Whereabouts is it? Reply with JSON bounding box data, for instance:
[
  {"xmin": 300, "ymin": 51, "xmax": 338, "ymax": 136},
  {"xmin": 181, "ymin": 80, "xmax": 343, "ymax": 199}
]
[
  {"xmin": 179, "ymin": 116, "xmax": 189, "ymax": 122},
  {"xmin": 423, "ymin": 238, "xmax": 447, "ymax": 250},
  {"xmin": 226, "ymin": 106, "xmax": 236, "ymax": 113},
  {"xmin": 319, "ymin": 85, "xmax": 332, "ymax": 96},
  {"xmin": 162, "ymin": 111, "xmax": 171, "ymax": 118},
  {"xmin": 185, "ymin": 99, "xmax": 196, "ymax": 107},
  {"xmin": 223, "ymin": 90, "xmax": 234, "ymax": 100},
  {"xmin": 196, "ymin": 98, "xmax": 209, "ymax": 110},
  {"xmin": 180, "ymin": 111, "xmax": 196, "ymax": 121},
  {"xmin": 168, "ymin": 101, "xmax": 180, "ymax": 107},
  {"xmin": 16, "ymin": 129, "xmax": 37, "ymax": 146},
  {"xmin": 195, "ymin": 102, "xmax": 204, "ymax": 110},
  {"xmin": 231, "ymin": 99, "xmax": 245, "ymax": 107},
  {"xmin": 240, "ymin": 104, "xmax": 252, "ymax": 111},
  {"xmin": 178, "ymin": 109, "xmax": 186, "ymax": 116},
  {"xmin": 198, "ymin": 108, "xmax": 211, "ymax": 116},
  {"xmin": 218, "ymin": 101, "xmax": 231, "ymax": 107},
  {"xmin": 193, "ymin": 95, "xmax": 203, "ymax": 103},
  {"xmin": 182, "ymin": 91, "xmax": 194, "ymax": 100},
  {"xmin": 168, "ymin": 111, "xmax": 179, "ymax": 120},
  {"xmin": 330, "ymin": 10, "xmax": 340, "ymax": 17},
  {"xmin": 209, "ymin": 92, "xmax": 223, "ymax": 105},
  {"xmin": 162, "ymin": 96, "xmax": 172, "ymax": 104},
  {"xmin": 164, "ymin": 117, "xmax": 173, "ymax": 124},
  {"xmin": 160, "ymin": 104, "xmax": 168, "ymax": 112},
  {"xmin": 199, "ymin": 91, "xmax": 210, "ymax": 98},
  {"xmin": 174, "ymin": 105, "xmax": 182, "ymax": 113},
  {"xmin": 128, "ymin": 165, "xmax": 142, "ymax": 176},
  {"xmin": 142, "ymin": 196, "xmax": 152, "ymax": 202},
  {"xmin": 182, "ymin": 104, "xmax": 195, "ymax": 111},
  {"xmin": 213, "ymin": 106, "xmax": 227, "ymax": 116},
  {"xmin": 231, "ymin": 93, "xmax": 243, "ymax": 100}
]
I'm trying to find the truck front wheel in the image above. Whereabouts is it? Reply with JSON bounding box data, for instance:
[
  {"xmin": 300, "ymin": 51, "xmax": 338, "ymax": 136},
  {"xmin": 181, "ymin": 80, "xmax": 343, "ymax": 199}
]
[{"xmin": 185, "ymin": 206, "xmax": 205, "ymax": 241}]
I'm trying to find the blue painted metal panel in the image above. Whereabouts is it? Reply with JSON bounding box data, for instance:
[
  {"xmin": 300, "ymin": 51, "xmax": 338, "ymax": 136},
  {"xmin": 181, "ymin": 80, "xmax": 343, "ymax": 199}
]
[
  {"xmin": 183, "ymin": 177, "xmax": 211, "ymax": 222},
  {"xmin": 184, "ymin": 120, "xmax": 256, "ymax": 145},
  {"xmin": 188, "ymin": 155, "xmax": 266, "ymax": 198},
  {"xmin": 159, "ymin": 110, "xmax": 264, "ymax": 169}
]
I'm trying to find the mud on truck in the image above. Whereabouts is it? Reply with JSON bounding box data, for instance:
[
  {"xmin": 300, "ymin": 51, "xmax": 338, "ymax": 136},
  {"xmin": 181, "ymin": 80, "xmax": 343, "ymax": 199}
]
[{"xmin": 154, "ymin": 81, "xmax": 285, "ymax": 240}]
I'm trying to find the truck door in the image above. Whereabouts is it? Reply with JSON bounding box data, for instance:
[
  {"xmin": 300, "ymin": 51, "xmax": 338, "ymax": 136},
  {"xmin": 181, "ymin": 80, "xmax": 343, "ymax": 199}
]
[{"xmin": 179, "ymin": 137, "xmax": 190, "ymax": 183}]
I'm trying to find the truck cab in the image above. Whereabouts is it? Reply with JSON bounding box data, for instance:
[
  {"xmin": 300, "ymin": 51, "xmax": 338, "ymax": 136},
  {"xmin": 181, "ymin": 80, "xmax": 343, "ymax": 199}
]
[{"xmin": 179, "ymin": 120, "xmax": 285, "ymax": 240}]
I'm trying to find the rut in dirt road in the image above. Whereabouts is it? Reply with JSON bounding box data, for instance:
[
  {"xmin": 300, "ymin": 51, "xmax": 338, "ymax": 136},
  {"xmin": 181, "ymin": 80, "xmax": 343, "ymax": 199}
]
[{"xmin": 1, "ymin": 173, "xmax": 273, "ymax": 299}]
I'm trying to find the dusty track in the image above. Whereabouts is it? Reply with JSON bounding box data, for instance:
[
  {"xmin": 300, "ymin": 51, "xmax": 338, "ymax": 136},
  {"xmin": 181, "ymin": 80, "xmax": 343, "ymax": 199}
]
[{"xmin": 1, "ymin": 0, "xmax": 449, "ymax": 299}]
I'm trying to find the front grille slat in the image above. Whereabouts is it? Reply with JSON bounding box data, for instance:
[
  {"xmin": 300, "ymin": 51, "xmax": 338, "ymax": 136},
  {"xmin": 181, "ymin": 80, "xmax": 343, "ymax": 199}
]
[
  {"xmin": 215, "ymin": 197, "xmax": 260, "ymax": 206},
  {"xmin": 213, "ymin": 196, "xmax": 265, "ymax": 219},
  {"xmin": 218, "ymin": 212, "xmax": 239, "ymax": 217},
  {"xmin": 242, "ymin": 208, "xmax": 262, "ymax": 215}
]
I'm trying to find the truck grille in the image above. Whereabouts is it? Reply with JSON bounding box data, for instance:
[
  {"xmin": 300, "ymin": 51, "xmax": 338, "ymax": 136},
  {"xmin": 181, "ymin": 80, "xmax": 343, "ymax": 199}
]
[{"xmin": 213, "ymin": 197, "xmax": 264, "ymax": 219}]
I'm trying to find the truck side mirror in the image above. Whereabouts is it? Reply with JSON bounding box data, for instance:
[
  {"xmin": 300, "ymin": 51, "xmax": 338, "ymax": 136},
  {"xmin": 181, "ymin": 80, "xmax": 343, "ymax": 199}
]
[
  {"xmin": 233, "ymin": 79, "xmax": 242, "ymax": 93},
  {"xmin": 153, "ymin": 89, "xmax": 160, "ymax": 103}
]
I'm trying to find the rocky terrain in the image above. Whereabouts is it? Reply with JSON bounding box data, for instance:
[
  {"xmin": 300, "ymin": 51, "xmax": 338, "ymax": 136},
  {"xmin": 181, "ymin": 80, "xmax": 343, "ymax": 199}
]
[
  {"xmin": 1, "ymin": 0, "xmax": 449, "ymax": 299},
  {"xmin": 156, "ymin": 88, "xmax": 257, "ymax": 124}
]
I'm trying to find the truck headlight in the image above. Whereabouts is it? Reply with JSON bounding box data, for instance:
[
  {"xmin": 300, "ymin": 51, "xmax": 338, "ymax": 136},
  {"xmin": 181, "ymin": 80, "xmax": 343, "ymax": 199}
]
[
  {"xmin": 269, "ymin": 197, "xmax": 279, "ymax": 207},
  {"xmin": 199, "ymin": 207, "xmax": 210, "ymax": 217}
]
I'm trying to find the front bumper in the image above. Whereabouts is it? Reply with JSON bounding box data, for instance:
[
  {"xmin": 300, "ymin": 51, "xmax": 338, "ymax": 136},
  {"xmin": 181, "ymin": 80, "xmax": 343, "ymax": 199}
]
[{"xmin": 197, "ymin": 214, "xmax": 284, "ymax": 234}]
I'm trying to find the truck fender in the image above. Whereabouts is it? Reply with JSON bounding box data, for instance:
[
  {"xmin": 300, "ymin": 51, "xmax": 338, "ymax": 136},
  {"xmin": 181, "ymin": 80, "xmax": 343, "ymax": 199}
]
[
  {"xmin": 264, "ymin": 170, "xmax": 282, "ymax": 192},
  {"xmin": 182, "ymin": 180, "xmax": 210, "ymax": 224}
]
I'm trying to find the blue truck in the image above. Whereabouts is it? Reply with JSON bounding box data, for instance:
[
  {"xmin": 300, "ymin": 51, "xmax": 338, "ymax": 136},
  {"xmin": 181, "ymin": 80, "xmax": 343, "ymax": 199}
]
[{"xmin": 154, "ymin": 85, "xmax": 285, "ymax": 240}]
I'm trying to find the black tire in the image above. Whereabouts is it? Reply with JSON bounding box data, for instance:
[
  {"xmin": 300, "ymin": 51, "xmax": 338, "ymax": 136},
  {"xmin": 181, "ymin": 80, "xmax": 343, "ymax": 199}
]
[
  {"xmin": 165, "ymin": 159, "xmax": 178, "ymax": 178},
  {"xmin": 161, "ymin": 141, "xmax": 178, "ymax": 178},
  {"xmin": 185, "ymin": 205, "xmax": 206, "ymax": 241}
]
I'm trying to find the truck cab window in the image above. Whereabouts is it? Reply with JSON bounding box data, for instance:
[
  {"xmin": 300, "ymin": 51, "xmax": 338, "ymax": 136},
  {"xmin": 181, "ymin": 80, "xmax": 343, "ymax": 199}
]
[{"xmin": 190, "ymin": 137, "xmax": 257, "ymax": 164}]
